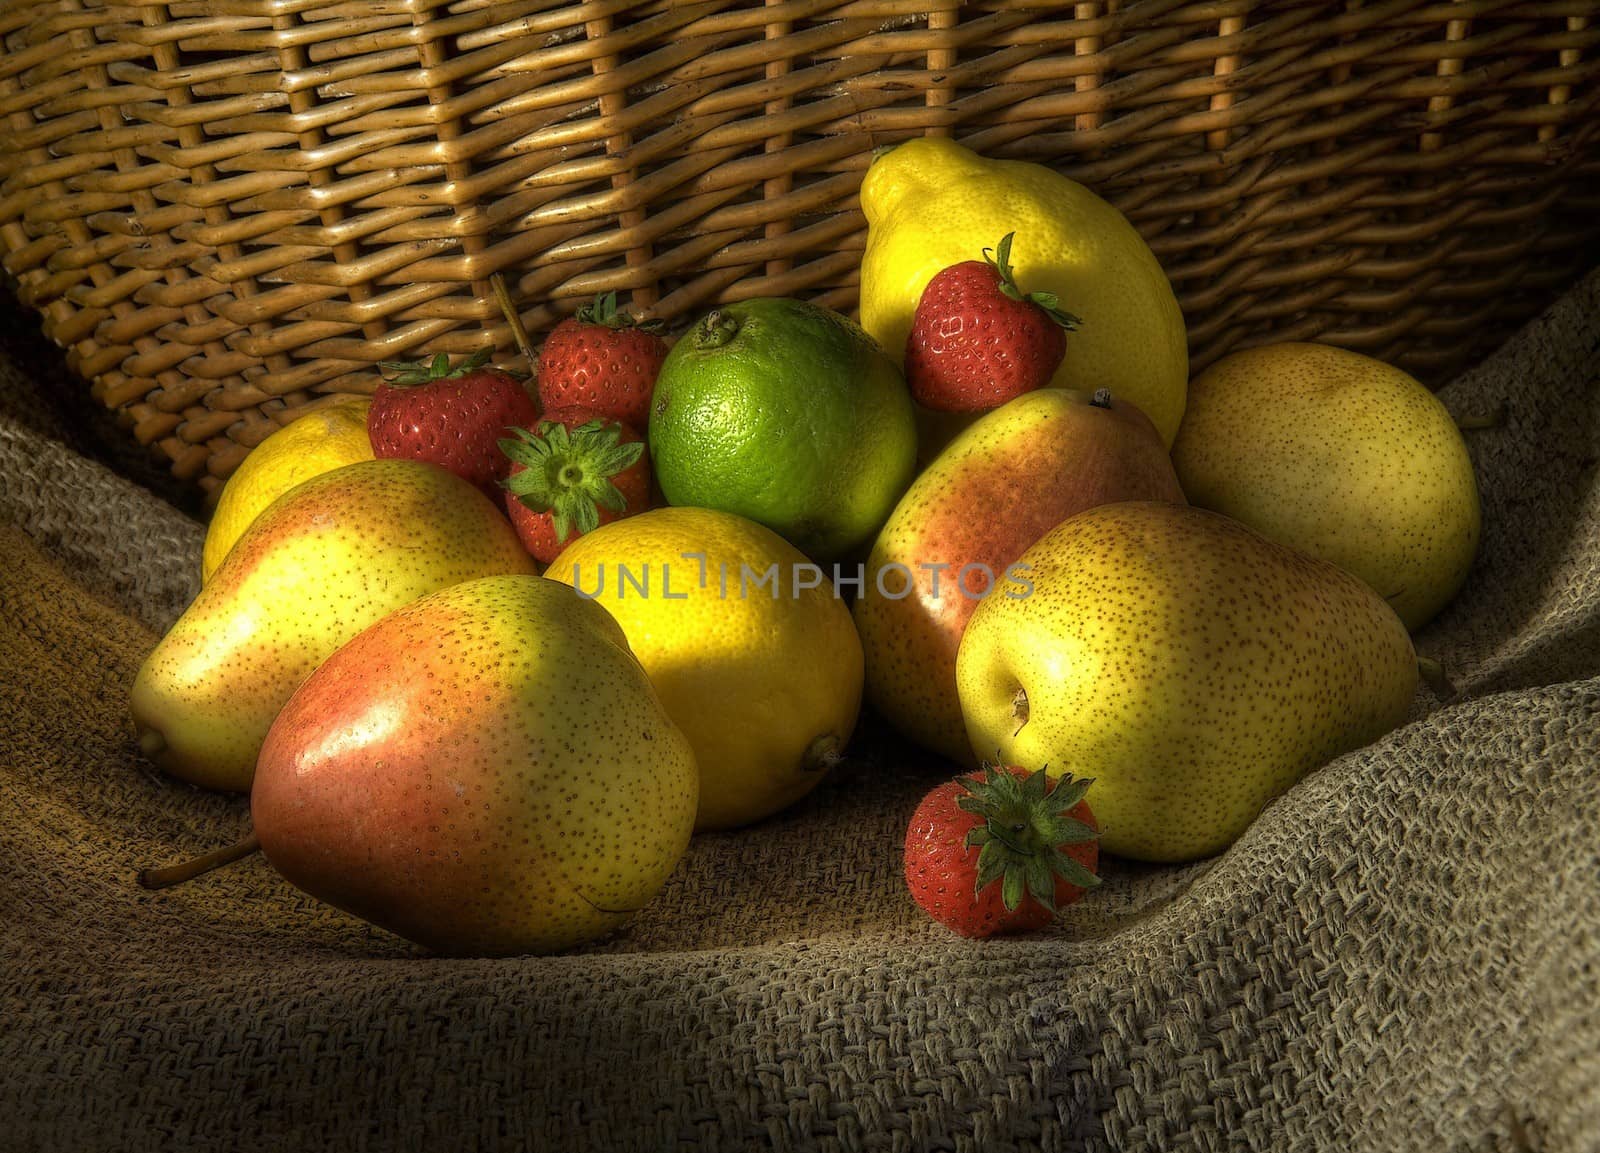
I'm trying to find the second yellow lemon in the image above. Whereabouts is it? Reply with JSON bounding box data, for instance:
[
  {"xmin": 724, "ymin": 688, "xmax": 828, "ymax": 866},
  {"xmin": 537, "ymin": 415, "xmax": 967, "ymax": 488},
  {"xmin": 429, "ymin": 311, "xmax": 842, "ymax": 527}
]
[
  {"xmin": 550, "ymin": 507, "xmax": 863, "ymax": 831},
  {"xmin": 859, "ymin": 137, "xmax": 1188, "ymax": 445},
  {"xmin": 202, "ymin": 399, "xmax": 374, "ymax": 582}
]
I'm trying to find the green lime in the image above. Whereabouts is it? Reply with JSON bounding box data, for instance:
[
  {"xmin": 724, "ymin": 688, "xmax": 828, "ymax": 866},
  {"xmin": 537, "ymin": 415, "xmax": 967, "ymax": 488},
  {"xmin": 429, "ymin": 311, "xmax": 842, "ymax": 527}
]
[{"xmin": 649, "ymin": 299, "xmax": 917, "ymax": 561}]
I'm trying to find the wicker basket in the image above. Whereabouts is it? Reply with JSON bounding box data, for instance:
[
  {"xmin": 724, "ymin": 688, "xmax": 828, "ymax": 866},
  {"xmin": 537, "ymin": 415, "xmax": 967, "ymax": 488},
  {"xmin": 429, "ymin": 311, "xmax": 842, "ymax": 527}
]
[{"xmin": 2, "ymin": 1, "xmax": 1597, "ymax": 499}]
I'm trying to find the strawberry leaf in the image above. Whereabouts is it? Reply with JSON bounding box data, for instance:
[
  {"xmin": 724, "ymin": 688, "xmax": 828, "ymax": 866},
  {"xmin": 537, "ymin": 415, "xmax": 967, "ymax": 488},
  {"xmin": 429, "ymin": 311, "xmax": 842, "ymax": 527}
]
[
  {"xmin": 501, "ymin": 417, "xmax": 644, "ymax": 546},
  {"xmin": 1025, "ymin": 856, "xmax": 1057, "ymax": 911},
  {"xmin": 594, "ymin": 479, "xmax": 628, "ymax": 514},
  {"xmin": 1049, "ymin": 850, "xmax": 1102, "ymax": 889},
  {"xmin": 983, "ymin": 232, "xmax": 1019, "ymax": 288},
  {"xmin": 958, "ymin": 763, "xmax": 1104, "ymax": 912},
  {"xmin": 1001, "ymin": 868, "xmax": 1025, "ymax": 912},
  {"xmin": 378, "ymin": 347, "xmax": 496, "ymax": 385},
  {"xmin": 974, "ymin": 839, "xmax": 1009, "ymax": 893},
  {"xmin": 1048, "ymin": 775, "xmax": 1094, "ymax": 813},
  {"xmin": 1029, "ymin": 295, "xmax": 1082, "ymax": 332},
  {"xmin": 551, "ymin": 504, "xmax": 575, "ymax": 544},
  {"xmin": 593, "ymin": 441, "xmax": 646, "ymax": 477},
  {"xmin": 981, "ymin": 232, "xmax": 1082, "ymax": 332},
  {"xmin": 574, "ymin": 291, "xmax": 667, "ymax": 334},
  {"xmin": 567, "ymin": 491, "xmax": 600, "ymax": 537}
]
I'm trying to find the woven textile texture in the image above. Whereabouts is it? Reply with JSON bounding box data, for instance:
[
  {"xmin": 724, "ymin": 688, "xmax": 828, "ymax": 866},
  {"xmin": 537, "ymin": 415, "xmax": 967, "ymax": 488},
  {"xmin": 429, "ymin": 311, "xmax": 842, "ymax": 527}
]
[
  {"xmin": 2, "ymin": 274, "xmax": 1599, "ymax": 1151},
  {"xmin": 2, "ymin": 1, "xmax": 1598, "ymax": 497}
]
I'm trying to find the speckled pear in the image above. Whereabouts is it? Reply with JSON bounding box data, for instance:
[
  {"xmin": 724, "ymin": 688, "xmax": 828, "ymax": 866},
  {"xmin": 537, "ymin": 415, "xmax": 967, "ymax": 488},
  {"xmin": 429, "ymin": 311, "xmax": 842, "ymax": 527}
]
[
  {"xmin": 957, "ymin": 502, "xmax": 1418, "ymax": 862},
  {"xmin": 855, "ymin": 388, "xmax": 1185, "ymax": 765},
  {"xmin": 131, "ymin": 459, "xmax": 535, "ymax": 792},
  {"xmin": 1172, "ymin": 343, "xmax": 1480, "ymax": 630},
  {"xmin": 251, "ymin": 575, "xmax": 699, "ymax": 956}
]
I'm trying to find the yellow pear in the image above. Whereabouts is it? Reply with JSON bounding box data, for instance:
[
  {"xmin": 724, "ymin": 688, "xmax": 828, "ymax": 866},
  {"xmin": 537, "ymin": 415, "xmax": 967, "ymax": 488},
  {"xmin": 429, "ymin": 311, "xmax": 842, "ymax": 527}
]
[
  {"xmin": 856, "ymin": 389, "xmax": 1184, "ymax": 765},
  {"xmin": 957, "ymin": 502, "xmax": 1417, "ymax": 863},
  {"xmin": 1172, "ymin": 343, "xmax": 1479, "ymax": 630},
  {"xmin": 202, "ymin": 399, "xmax": 374, "ymax": 583},
  {"xmin": 131, "ymin": 460, "xmax": 535, "ymax": 792}
]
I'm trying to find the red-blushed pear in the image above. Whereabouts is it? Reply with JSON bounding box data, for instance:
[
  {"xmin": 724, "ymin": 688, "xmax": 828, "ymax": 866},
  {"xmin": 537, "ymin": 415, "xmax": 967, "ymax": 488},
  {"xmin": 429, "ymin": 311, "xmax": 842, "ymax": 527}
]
[
  {"xmin": 142, "ymin": 575, "xmax": 698, "ymax": 958},
  {"xmin": 854, "ymin": 388, "xmax": 1185, "ymax": 765}
]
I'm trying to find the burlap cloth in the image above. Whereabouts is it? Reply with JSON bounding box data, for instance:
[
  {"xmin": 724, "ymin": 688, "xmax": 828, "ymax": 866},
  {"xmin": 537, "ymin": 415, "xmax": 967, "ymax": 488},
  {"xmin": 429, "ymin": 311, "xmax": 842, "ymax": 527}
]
[{"xmin": 2, "ymin": 273, "xmax": 1598, "ymax": 1153}]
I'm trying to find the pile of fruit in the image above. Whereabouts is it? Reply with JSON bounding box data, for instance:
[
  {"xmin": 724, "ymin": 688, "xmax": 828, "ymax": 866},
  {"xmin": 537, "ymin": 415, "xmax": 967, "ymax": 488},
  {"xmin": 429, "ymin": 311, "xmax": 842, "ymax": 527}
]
[{"xmin": 134, "ymin": 138, "xmax": 1481, "ymax": 954}]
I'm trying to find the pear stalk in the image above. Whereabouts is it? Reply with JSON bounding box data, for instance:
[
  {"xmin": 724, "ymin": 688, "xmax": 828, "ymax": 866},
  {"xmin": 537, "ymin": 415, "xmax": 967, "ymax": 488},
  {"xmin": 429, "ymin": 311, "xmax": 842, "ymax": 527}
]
[
  {"xmin": 801, "ymin": 734, "xmax": 845, "ymax": 773},
  {"xmin": 139, "ymin": 833, "xmax": 261, "ymax": 890},
  {"xmin": 1454, "ymin": 403, "xmax": 1507, "ymax": 432},
  {"xmin": 1416, "ymin": 655, "xmax": 1457, "ymax": 701}
]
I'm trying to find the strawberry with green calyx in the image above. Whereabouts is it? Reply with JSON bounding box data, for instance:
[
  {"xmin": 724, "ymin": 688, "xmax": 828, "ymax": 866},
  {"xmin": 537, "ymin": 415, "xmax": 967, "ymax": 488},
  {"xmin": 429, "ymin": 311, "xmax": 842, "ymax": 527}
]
[
  {"xmin": 537, "ymin": 292, "xmax": 669, "ymax": 430},
  {"xmin": 904, "ymin": 762, "xmax": 1100, "ymax": 938},
  {"xmin": 370, "ymin": 348, "xmax": 539, "ymax": 495},
  {"xmin": 500, "ymin": 408, "xmax": 651, "ymax": 563},
  {"xmin": 905, "ymin": 232, "xmax": 1082, "ymax": 413}
]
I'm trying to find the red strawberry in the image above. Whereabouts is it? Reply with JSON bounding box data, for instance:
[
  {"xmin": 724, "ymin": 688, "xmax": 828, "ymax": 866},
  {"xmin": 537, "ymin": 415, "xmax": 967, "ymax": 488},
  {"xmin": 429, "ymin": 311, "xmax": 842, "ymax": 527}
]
[
  {"xmin": 904, "ymin": 763, "xmax": 1099, "ymax": 938},
  {"xmin": 370, "ymin": 349, "xmax": 539, "ymax": 494},
  {"xmin": 500, "ymin": 407, "xmax": 651, "ymax": 563},
  {"xmin": 904, "ymin": 233, "xmax": 1081, "ymax": 412},
  {"xmin": 537, "ymin": 293, "xmax": 669, "ymax": 429}
]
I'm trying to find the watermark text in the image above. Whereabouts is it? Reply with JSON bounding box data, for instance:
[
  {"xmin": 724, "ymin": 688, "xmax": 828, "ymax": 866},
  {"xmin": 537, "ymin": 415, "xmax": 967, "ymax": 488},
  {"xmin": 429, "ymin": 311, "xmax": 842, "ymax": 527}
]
[{"xmin": 567, "ymin": 554, "xmax": 1035, "ymax": 601}]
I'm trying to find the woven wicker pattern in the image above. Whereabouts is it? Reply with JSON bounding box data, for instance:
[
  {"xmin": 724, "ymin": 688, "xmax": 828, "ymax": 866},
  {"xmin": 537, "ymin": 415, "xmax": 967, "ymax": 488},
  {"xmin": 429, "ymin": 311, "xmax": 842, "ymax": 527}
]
[{"xmin": 2, "ymin": 1, "xmax": 1598, "ymax": 498}]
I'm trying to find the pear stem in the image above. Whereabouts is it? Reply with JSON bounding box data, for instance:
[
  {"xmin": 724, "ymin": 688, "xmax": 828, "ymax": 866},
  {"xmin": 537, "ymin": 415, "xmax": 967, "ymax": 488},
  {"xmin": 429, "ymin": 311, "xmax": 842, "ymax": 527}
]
[
  {"xmin": 139, "ymin": 832, "xmax": 261, "ymax": 891},
  {"xmin": 490, "ymin": 273, "xmax": 536, "ymax": 370},
  {"xmin": 1011, "ymin": 687, "xmax": 1030, "ymax": 736},
  {"xmin": 802, "ymin": 734, "xmax": 845, "ymax": 773},
  {"xmin": 1416, "ymin": 656, "xmax": 1457, "ymax": 702},
  {"xmin": 1455, "ymin": 402, "xmax": 1507, "ymax": 432}
]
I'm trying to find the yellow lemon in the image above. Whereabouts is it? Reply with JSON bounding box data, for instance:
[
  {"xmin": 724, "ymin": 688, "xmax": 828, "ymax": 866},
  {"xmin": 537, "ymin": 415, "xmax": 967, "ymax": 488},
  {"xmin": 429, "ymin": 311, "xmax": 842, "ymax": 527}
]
[
  {"xmin": 859, "ymin": 137, "xmax": 1188, "ymax": 445},
  {"xmin": 202, "ymin": 399, "xmax": 374, "ymax": 582},
  {"xmin": 550, "ymin": 507, "xmax": 863, "ymax": 831}
]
